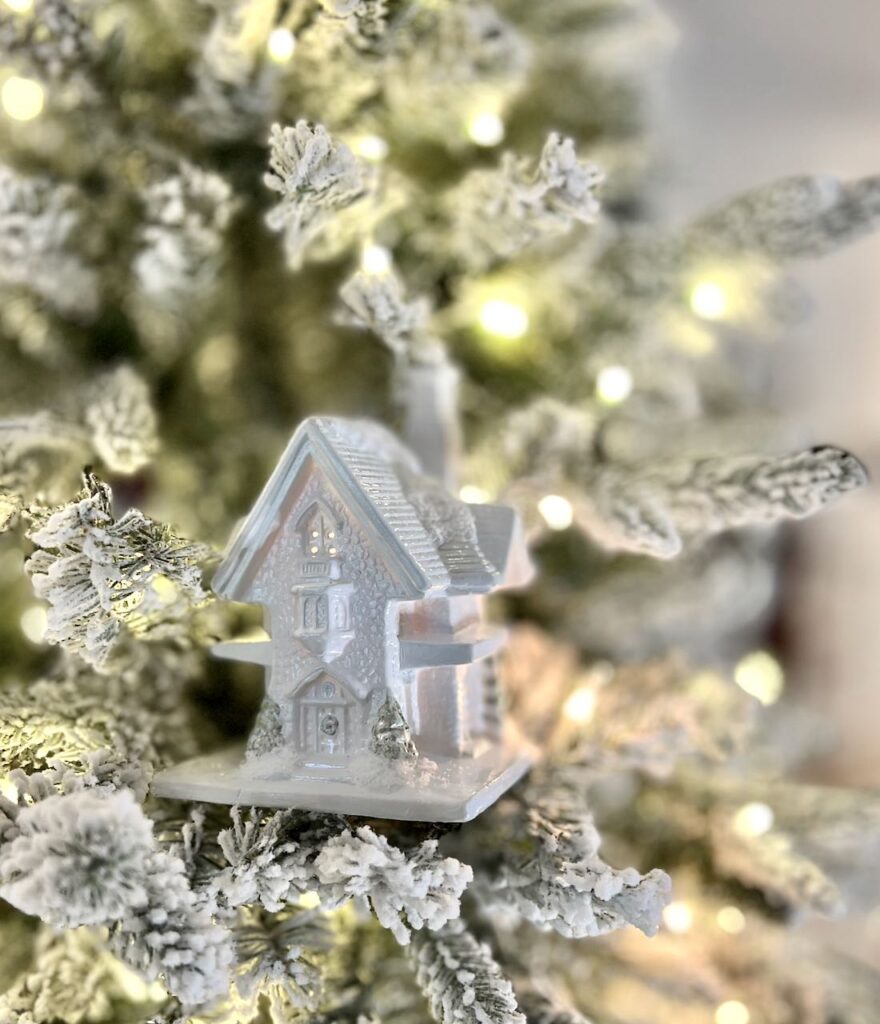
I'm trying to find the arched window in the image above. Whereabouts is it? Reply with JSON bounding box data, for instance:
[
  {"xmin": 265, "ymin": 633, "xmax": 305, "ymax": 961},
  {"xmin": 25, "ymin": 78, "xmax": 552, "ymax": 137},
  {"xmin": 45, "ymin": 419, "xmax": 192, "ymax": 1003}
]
[{"xmin": 297, "ymin": 502, "xmax": 340, "ymax": 560}]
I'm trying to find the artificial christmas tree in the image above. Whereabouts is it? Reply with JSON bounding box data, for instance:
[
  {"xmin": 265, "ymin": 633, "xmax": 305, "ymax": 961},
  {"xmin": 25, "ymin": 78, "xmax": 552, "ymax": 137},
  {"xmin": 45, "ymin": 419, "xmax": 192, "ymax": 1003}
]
[{"xmin": 0, "ymin": 1, "xmax": 878, "ymax": 1022}]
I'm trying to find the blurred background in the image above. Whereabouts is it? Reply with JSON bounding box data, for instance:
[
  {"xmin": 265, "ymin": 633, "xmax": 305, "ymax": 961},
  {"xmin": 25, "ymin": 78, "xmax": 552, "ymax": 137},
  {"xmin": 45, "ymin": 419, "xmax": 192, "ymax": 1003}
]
[{"xmin": 659, "ymin": 0, "xmax": 880, "ymax": 787}]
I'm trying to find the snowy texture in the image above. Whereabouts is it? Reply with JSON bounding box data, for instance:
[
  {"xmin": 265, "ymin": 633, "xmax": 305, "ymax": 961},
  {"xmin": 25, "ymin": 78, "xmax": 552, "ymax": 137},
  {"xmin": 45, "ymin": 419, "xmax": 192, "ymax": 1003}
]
[
  {"xmin": 574, "ymin": 446, "xmax": 868, "ymax": 558},
  {"xmin": 688, "ymin": 173, "xmax": 880, "ymax": 261},
  {"xmin": 0, "ymin": 0, "xmax": 96, "ymax": 84},
  {"xmin": 26, "ymin": 474, "xmax": 208, "ymax": 668},
  {"xmin": 231, "ymin": 907, "xmax": 329, "ymax": 1013},
  {"xmin": 85, "ymin": 366, "xmax": 159, "ymax": 475},
  {"xmin": 314, "ymin": 828, "xmax": 472, "ymax": 944},
  {"xmin": 264, "ymin": 121, "xmax": 374, "ymax": 268},
  {"xmin": 370, "ymin": 695, "xmax": 418, "ymax": 761},
  {"xmin": 448, "ymin": 134, "xmax": 603, "ymax": 268},
  {"xmin": 135, "ymin": 162, "xmax": 236, "ymax": 307},
  {"xmin": 475, "ymin": 783, "xmax": 670, "ymax": 938},
  {"xmin": 0, "ymin": 789, "xmax": 153, "ymax": 927},
  {"xmin": 0, "ymin": 166, "xmax": 98, "ymax": 316},
  {"xmin": 338, "ymin": 268, "xmax": 436, "ymax": 363},
  {"xmin": 410, "ymin": 919, "xmax": 526, "ymax": 1024}
]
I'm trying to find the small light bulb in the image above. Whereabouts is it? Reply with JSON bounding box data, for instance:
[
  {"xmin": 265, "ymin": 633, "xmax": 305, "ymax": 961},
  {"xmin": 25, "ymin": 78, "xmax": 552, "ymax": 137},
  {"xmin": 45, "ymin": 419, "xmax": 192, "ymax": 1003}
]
[
  {"xmin": 715, "ymin": 1001, "xmax": 750, "ymax": 1024},
  {"xmin": 352, "ymin": 134, "xmax": 389, "ymax": 162},
  {"xmin": 732, "ymin": 802, "xmax": 774, "ymax": 838},
  {"xmin": 20, "ymin": 605, "xmax": 47, "ymax": 644},
  {"xmin": 734, "ymin": 650, "xmax": 784, "ymax": 706},
  {"xmin": 690, "ymin": 280, "xmax": 729, "ymax": 321},
  {"xmin": 459, "ymin": 485, "xmax": 489, "ymax": 504},
  {"xmin": 467, "ymin": 111, "xmax": 505, "ymax": 147},
  {"xmin": 563, "ymin": 687, "xmax": 597, "ymax": 724},
  {"xmin": 1, "ymin": 0, "xmax": 34, "ymax": 11},
  {"xmin": 716, "ymin": 906, "xmax": 746, "ymax": 935},
  {"xmin": 1, "ymin": 75, "xmax": 44, "ymax": 121},
  {"xmin": 360, "ymin": 243, "xmax": 392, "ymax": 275},
  {"xmin": 538, "ymin": 494, "xmax": 573, "ymax": 531},
  {"xmin": 595, "ymin": 365, "xmax": 633, "ymax": 405},
  {"xmin": 478, "ymin": 299, "xmax": 528, "ymax": 340},
  {"xmin": 266, "ymin": 27, "xmax": 296, "ymax": 63},
  {"xmin": 662, "ymin": 901, "xmax": 694, "ymax": 934}
]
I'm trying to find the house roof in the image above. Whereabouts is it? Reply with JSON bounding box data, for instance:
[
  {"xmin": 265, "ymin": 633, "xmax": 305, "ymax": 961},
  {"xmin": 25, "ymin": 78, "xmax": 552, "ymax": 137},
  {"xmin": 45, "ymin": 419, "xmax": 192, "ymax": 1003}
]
[{"xmin": 213, "ymin": 416, "xmax": 522, "ymax": 602}]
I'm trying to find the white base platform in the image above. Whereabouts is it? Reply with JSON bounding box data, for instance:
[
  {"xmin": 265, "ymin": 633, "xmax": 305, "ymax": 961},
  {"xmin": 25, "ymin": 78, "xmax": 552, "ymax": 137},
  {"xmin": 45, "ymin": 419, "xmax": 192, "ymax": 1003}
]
[{"xmin": 151, "ymin": 730, "xmax": 534, "ymax": 823}]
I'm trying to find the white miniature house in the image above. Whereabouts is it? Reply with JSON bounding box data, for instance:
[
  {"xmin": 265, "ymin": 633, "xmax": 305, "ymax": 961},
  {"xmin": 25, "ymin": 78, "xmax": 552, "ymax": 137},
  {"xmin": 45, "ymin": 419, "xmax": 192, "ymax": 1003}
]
[{"xmin": 153, "ymin": 414, "xmax": 534, "ymax": 821}]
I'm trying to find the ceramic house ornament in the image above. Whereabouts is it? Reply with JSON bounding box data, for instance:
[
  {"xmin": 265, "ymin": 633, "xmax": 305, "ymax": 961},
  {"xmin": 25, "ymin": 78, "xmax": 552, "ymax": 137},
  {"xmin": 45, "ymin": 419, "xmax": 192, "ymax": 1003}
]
[{"xmin": 153, "ymin": 415, "xmax": 535, "ymax": 822}]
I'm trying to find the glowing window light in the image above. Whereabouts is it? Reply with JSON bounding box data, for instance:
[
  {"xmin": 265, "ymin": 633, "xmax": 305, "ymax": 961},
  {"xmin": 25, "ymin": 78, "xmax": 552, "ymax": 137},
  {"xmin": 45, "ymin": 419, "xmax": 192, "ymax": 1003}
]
[
  {"xmin": 690, "ymin": 280, "xmax": 729, "ymax": 321},
  {"xmin": 459, "ymin": 485, "xmax": 489, "ymax": 504},
  {"xmin": 595, "ymin": 364, "xmax": 633, "ymax": 405},
  {"xmin": 716, "ymin": 906, "xmax": 746, "ymax": 935},
  {"xmin": 266, "ymin": 27, "xmax": 296, "ymax": 63},
  {"xmin": 467, "ymin": 111, "xmax": 505, "ymax": 147},
  {"xmin": 732, "ymin": 801, "xmax": 774, "ymax": 838},
  {"xmin": 662, "ymin": 901, "xmax": 694, "ymax": 934},
  {"xmin": 538, "ymin": 494, "xmax": 573, "ymax": 531},
  {"xmin": 20, "ymin": 605, "xmax": 47, "ymax": 644},
  {"xmin": 715, "ymin": 1001, "xmax": 750, "ymax": 1024},
  {"xmin": 1, "ymin": 75, "xmax": 44, "ymax": 121},
  {"xmin": 352, "ymin": 134, "xmax": 389, "ymax": 162},
  {"xmin": 563, "ymin": 686, "xmax": 597, "ymax": 725},
  {"xmin": 734, "ymin": 650, "xmax": 784, "ymax": 706},
  {"xmin": 2, "ymin": 0, "xmax": 33, "ymax": 11},
  {"xmin": 478, "ymin": 299, "xmax": 528, "ymax": 340},
  {"xmin": 360, "ymin": 243, "xmax": 392, "ymax": 275}
]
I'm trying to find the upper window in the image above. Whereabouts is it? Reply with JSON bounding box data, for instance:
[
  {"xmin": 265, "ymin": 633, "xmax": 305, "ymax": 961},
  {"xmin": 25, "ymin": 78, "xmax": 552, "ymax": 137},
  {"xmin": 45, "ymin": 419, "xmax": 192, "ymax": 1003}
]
[{"xmin": 297, "ymin": 502, "xmax": 340, "ymax": 559}]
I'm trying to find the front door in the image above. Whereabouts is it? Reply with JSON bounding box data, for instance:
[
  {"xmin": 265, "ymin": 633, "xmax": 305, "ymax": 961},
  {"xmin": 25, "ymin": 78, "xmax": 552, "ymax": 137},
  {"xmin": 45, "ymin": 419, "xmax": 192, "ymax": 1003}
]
[{"xmin": 296, "ymin": 675, "xmax": 352, "ymax": 758}]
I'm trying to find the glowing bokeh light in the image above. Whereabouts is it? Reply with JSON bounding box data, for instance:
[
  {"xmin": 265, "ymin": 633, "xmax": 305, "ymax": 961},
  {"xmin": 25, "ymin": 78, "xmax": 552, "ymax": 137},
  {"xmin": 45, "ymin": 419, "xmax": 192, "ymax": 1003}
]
[
  {"xmin": 716, "ymin": 905, "xmax": 746, "ymax": 935},
  {"xmin": 1, "ymin": 75, "xmax": 44, "ymax": 121},
  {"xmin": 538, "ymin": 493, "xmax": 574, "ymax": 531},
  {"xmin": 459, "ymin": 485, "xmax": 489, "ymax": 504},
  {"xmin": 360, "ymin": 243, "xmax": 392, "ymax": 275},
  {"xmin": 563, "ymin": 686, "xmax": 597, "ymax": 724},
  {"xmin": 352, "ymin": 134, "xmax": 389, "ymax": 162},
  {"xmin": 690, "ymin": 280, "xmax": 729, "ymax": 320},
  {"xmin": 715, "ymin": 1001, "xmax": 750, "ymax": 1024},
  {"xmin": 732, "ymin": 801, "xmax": 774, "ymax": 838},
  {"xmin": 662, "ymin": 901, "xmax": 694, "ymax": 934},
  {"xmin": 478, "ymin": 299, "xmax": 529, "ymax": 340},
  {"xmin": 266, "ymin": 27, "xmax": 296, "ymax": 63},
  {"xmin": 734, "ymin": 650, "xmax": 784, "ymax": 706},
  {"xmin": 595, "ymin": 364, "xmax": 633, "ymax": 405},
  {"xmin": 467, "ymin": 111, "xmax": 505, "ymax": 147},
  {"xmin": 2, "ymin": 0, "xmax": 34, "ymax": 11},
  {"xmin": 20, "ymin": 605, "xmax": 47, "ymax": 644}
]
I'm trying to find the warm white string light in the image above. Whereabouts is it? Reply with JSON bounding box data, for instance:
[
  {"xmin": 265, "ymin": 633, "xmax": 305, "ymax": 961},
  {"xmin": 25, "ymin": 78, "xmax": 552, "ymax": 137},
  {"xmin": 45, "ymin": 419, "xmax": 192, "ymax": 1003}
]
[
  {"xmin": 538, "ymin": 494, "xmax": 573, "ymax": 531},
  {"xmin": 266, "ymin": 27, "xmax": 296, "ymax": 63},
  {"xmin": 1, "ymin": 75, "xmax": 44, "ymax": 121},
  {"xmin": 595, "ymin": 364, "xmax": 633, "ymax": 405},
  {"xmin": 478, "ymin": 298, "xmax": 528, "ymax": 340},
  {"xmin": 467, "ymin": 111, "xmax": 505, "ymax": 147}
]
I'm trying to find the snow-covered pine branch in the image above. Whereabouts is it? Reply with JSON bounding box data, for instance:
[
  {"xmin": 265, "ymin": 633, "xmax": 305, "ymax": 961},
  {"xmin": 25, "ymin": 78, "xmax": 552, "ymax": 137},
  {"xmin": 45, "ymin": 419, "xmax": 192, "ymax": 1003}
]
[
  {"xmin": 214, "ymin": 809, "xmax": 472, "ymax": 945},
  {"xmin": 264, "ymin": 121, "xmax": 377, "ymax": 269},
  {"xmin": 0, "ymin": 165, "xmax": 99, "ymax": 316},
  {"xmin": 0, "ymin": 786, "xmax": 233, "ymax": 1003},
  {"xmin": 314, "ymin": 827, "xmax": 473, "ymax": 944},
  {"xmin": 447, "ymin": 134, "xmax": 603, "ymax": 269},
  {"xmin": 337, "ymin": 267, "xmax": 439, "ymax": 365},
  {"xmin": 230, "ymin": 906, "xmax": 330, "ymax": 1015},
  {"xmin": 687, "ymin": 173, "xmax": 880, "ymax": 261},
  {"xmin": 0, "ymin": 0, "xmax": 97, "ymax": 87},
  {"xmin": 571, "ymin": 445, "xmax": 868, "ymax": 559},
  {"xmin": 409, "ymin": 919, "xmax": 525, "ymax": 1024},
  {"xmin": 134, "ymin": 162, "xmax": 236, "ymax": 309},
  {"xmin": 85, "ymin": 366, "xmax": 159, "ymax": 475},
  {"xmin": 470, "ymin": 780, "xmax": 670, "ymax": 939},
  {"xmin": 25, "ymin": 473, "xmax": 209, "ymax": 668}
]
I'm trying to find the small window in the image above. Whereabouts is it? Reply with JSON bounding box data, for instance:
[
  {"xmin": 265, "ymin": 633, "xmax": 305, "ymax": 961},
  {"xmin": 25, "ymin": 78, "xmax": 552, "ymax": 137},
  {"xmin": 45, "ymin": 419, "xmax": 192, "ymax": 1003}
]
[
  {"xmin": 302, "ymin": 595, "xmax": 328, "ymax": 633},
  {"xmin": 297, "ymin": 503, "xmax": 341, "ymax": 559}
]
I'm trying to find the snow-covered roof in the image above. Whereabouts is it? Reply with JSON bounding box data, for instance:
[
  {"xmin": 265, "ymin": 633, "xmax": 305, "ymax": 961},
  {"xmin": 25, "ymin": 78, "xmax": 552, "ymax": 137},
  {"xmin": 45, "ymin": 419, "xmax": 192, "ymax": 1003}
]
[{"xmin": 213, "ymin": 416, "xmax": 523, "ymax": 602}]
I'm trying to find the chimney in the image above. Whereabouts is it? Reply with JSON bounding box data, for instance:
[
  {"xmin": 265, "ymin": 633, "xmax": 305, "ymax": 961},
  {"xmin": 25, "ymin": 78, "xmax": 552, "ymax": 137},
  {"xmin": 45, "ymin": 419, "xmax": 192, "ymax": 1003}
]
[{"xmin": 398, "ymin": 358, "xmax": 461, "ymax": 491}]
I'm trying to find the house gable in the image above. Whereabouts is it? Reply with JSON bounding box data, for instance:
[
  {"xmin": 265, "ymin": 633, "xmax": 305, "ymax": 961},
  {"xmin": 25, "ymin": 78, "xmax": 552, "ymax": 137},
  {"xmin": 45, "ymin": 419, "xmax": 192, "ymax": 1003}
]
[{"xmin": 212, "ymin": 419, "xmax": 454, "ymax": 604}]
